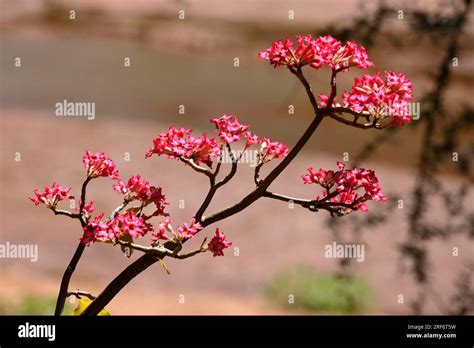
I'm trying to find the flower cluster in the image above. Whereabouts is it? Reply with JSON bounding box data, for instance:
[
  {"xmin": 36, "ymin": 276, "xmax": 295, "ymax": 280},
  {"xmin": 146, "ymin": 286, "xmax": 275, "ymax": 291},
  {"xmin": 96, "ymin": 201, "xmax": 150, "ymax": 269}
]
[
  {"xmin": 81, "ymin": 211, "xmax": 153, "ymax": 246},
  {"xmin": 259, "ymin": 137, "xmax": 289, "ymax": 163},
  {"xmin": 302, "ymin": 162, "xmax": 387, "ymax": 212},
  {"xmin": 340, "ymin": 71, "xmax": 414, "ymax": 125},
  {"xmin": 145, "ymin": 126, "xmax": 220, "ymax": 167},
  {"xmin": 29, "ymin": 182, "xmax": 74, "ymax": 209},
  {"xmin": 150, "ymin": 218, "xmax": 173, "ymax": 244},
  {"xmin": 258, "ymin": 34, "xmax": 373, "ymax": 71},
  {"xmin": 83, "ymin": 150, "xmax": 119, "ymax": 179},
  {"xmin": 208, "ymin": 228, "xmax": 232, "ymax": 257},
  {"xmin": 177, "ymin": 218, "xmax": 203, "ymax": 239},
  {"xmin": 211, "ymin": 114, "xmax": 250, "ymax": 144},
  {"xmin": 75, "ymin": 200, "xmax": 95, "ymax": 217},
  {"xmin": 150, "ymin": 217, "xmax": 203, "ymax": 243},
  {"xmin": 113, "ymin": 175, "xmax": 169, "ymax": 217}
]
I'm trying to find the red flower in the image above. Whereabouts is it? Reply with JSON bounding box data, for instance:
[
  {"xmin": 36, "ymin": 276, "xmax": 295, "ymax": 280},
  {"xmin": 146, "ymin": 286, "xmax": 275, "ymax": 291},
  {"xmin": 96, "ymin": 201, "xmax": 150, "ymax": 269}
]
[
  {"xmin": 211, "ymin": 114, "xmax": 250, "ymax": 144},
  {"xmin": 29, "ymin": 182, "xmax": 74, "ymax": 209},
  {"xmin": 146, "ymin": 126, "xmax": 220, "ymax": 167},
  {"xmin": 259, "ymin": 137, "xmax": 289, "ymax": 163},
  {"xmin": 301, "ymin": 162, "xmax": 387, "ymax": 213},
  {"xmin": 176, "ymin": 218, "xmax": 202, "ymax": 239},
  {"xmin": 83, "ymin": 150, "xmax": 119, "ymax": 179},
  {"xmin": 341, "ymin": 71, "xmax": 413, "ymax": 125},
  {"xmin": 208, "ymin": 229, "xmax": 232, "ymax": 257},
  {"xmin": 150, "ymin": 217, "xmax": 173, "ymax": 244},
  {"xmin": 258, "ymin": 34, "xmax": 373, "ymax": 71}
]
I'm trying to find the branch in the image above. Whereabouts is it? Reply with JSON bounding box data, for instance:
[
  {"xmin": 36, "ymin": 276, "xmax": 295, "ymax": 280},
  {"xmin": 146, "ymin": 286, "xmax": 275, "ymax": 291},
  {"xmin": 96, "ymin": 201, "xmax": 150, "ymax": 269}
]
[
  {"xmin": 54, "ymin": 242, "xmax": 86, "ymax": 315},
  {"xmin": 54, "ymin": 176, "xmax": 91, "ymax": 316},
  {"xmin": 326, "ymin": 69, "xmax": 338, "ymax": 109},
  {"xmin": 290, "ymin": 66, "xmax": 319, "ymax": 115},
  {"xmin": 327, "ymin": 112, "xmax": 381, "ymax": 129},
  {"xmin": 263, "ymin": 190, "xmax": 358, "ymax": 216},
  {"xmin": 81, "ymin": 253, "xmax": 160, "ymax": 315},
  {"xmin": 110, "ymin": 199, "xmax": 130, "ymax": 219},
  {"xmin": 179, "ymin": 157, "xmax": 213, "ymax": 178},
  {"xmin": 254, "ymin": 162, "xmax": 263, "ymax": 186},
  {"xmin": 215, "ymin": 143, "xmax": 240, "ymax": 188},
  {"xmin": 195, "ymin": 143, "xmax": 241, "ymax": 221},
  {"xmin": 81, "ymin": 68, "xmax": 326, "ymax": 315},
  {"xmin": 53, "ymin": 209, "xmax": 80, "ymax": 219},
  {"xmin": 78, "ymin": 177, "xmax": 92, "ymax": 221},
  {"xmin": 67, "ymin": 290, "xmax": 96, "ymax": 300}
]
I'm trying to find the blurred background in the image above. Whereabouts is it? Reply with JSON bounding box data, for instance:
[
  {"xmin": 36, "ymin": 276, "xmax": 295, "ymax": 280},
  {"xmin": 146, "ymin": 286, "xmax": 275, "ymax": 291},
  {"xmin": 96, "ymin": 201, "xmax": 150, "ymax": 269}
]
[{"xmin": 0, "ymin": 0, "xmax": 473, "ymax": 315}]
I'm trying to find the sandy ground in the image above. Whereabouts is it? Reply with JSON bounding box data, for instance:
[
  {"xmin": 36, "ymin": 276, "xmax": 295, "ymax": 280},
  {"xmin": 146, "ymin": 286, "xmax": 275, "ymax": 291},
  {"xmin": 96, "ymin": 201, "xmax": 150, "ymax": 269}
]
[{"xmin": 1, "ymin": 108, "xmax": 472, "ymax": 314}]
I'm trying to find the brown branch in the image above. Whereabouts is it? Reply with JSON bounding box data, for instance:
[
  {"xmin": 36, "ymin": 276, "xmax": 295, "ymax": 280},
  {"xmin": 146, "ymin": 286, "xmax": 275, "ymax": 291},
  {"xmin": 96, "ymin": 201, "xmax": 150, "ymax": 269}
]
[
  {"xmin": 290, "ymin": 66, "xmax": 319, "ymax": 115},
  {"xmin": 327, "ymin": 112, "xmax": 380, "ymax": 129},
  {"xmin": 263, "ymin": 190, "xmax": 358, "ymax": 215},
  {"xmin": 179, "ymin": 157, "xmax": 213, "ymax": 178},
  {"xmin": 81, "ymin": 68, "xmax": 326, "ymax": 315},
  {"xmin": 53, "ymin": 209, "xmax": 80, "ymax": 219},
  {"xmin": 67, "ymin": 290, "xmax": 96, "ymax": 300},
  {"xmin": 54, "ymin": 177, "xmax": 91, "ymax": 316},
  {"xmin": 54, "ymin": 241, "xmax": 86, "ymax": 315}
]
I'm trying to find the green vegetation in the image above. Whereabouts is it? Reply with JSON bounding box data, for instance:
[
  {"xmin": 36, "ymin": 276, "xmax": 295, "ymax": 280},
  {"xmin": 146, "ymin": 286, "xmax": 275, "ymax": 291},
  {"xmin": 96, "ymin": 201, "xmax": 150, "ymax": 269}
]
[
  {"xmin": 265, "ymin": 265, "xmax": 376, "ymax": 314},
  {"xmin": 0, "ymin": 295, "xmax": 72, "ymax": 315}
]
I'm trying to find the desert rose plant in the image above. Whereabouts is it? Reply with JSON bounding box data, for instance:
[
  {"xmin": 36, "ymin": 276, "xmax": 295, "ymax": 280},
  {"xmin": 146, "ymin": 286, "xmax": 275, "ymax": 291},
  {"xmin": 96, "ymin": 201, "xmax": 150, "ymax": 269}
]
[{"xmin": 30, "ymin": 34, "xmax": 413, "ymax": 315}]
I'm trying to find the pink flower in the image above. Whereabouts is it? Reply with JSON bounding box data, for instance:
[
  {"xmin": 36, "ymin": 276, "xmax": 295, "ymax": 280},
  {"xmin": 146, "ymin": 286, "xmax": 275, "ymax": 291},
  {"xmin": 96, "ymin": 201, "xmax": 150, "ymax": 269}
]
[
  {"xmin": 81, "ymin": 211, "xmax": 154, "ymax": 246},
  {"xmin": 117, "ymin": 211, "xmax": 154, "ymax": 238},
  {"xmin": 80, "ymin": 213, "xmax": 107, "ymax": 246},
  {"xmin": 114, "ymin": 175, "xmax": 169, "ymax": 218},
  {"xmin": 243, "ymin": 131, "xmax": 260, "ymax": 147},
  {"xmin": 258, "ymin": 37, "xmax": 296, "ymax": 68},
  {"xmin": 144, "ymin": 186, "xmax": 169, "ymax": 218},
  {"xmin": 176, "ymin": 218, "xmax": 203, "ymax": 239},
  {"xmin": 330, "ymin": 41, "xmax": 373, "ymax": 71},
  {"xmin": 146, "ymin": 126, "xmax": 220, "ymax": 167},
  {"xmin": 113, "ymin": 175, "xmax": 151, "ymax": 201},
  {"xmin": 208, "ymin": 228, "xmax": 232, "ymax": 257},
  {"xmin": 29, "ymin": 182, "xmax": 74, "ymax": 209},
  {"xmin": 341, "ymin": 71, "xmax": 413, "ymax": 125},
  {"xmin": 317, "ymin": 94, "xmax": 338, "ymax": 108},
  {"xmin": 75, "ymin": 200, "xmax": 95, "ymax": 216},
  {"xmin": 258, "ymin": 35, "xmax": 372, "ymax": 71},
  {"xmin": 301, "ymin": 162, "xmax": 387, "ymax": 212},
  {"xmin": 259, "ymin": 137, "xmax": 289, "ymax": 163},
  {"xmin": 150, "ymin": 217, "xmax": 173, "ymax": 244},
  {"xmin": 211, "ymin": 114, "xmax": 250, "ymax": 144},
  {"xmin": 83, "ymin": 150, "xmax": 119, "ymax": 179}
]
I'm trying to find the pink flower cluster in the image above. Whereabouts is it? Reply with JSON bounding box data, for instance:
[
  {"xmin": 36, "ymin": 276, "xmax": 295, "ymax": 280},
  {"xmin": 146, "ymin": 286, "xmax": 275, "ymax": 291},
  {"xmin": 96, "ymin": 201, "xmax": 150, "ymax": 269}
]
[
  {"xmin": 75, "ymin": 200, "xmax": 95, "ymax": 217},
  {"xmin": 29, "ymin": 182, "xmax": 74, "ymax": 209},
  {"xmin": 145, "ymin": 126, "xmax": 220, "ymax": 167},
  {"xmin": 150, "ymin": 217, "xmax": 203, "ymax": 243},
  {"xmin": 177, "ymin": 218, "xmax": 203, "ymax": 239},
  {"xmin": 208, "ymin": 228, "xmax": 232, "ymax": 257},
  {"xmin": 211, "ymin": 114, "xmax": 250, "ymax": 144},
  {"xmin": 302, "ymin": 162, "xmax": 387, "ymax": 212},
  {"xmin": 113, "ymin": 175, "xmax": 169, "ymax": 218},
  {"xmin": 81, "ymin": 211, "xmax": 153, "ymax": 246},
  {"xmin": 259, "ymin": 137, "xmax": 289, "ymax": 163},
  {"xmin": 341, "ymin": 71, "xmax": 413, "ymax": 125},
  {"xmin": 83, "ymin": 150, "xmax": 119, "ymax": 179},
  {"xmin": 258, "ymin": 34, "xmax": 373, "ymax": 70}
]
